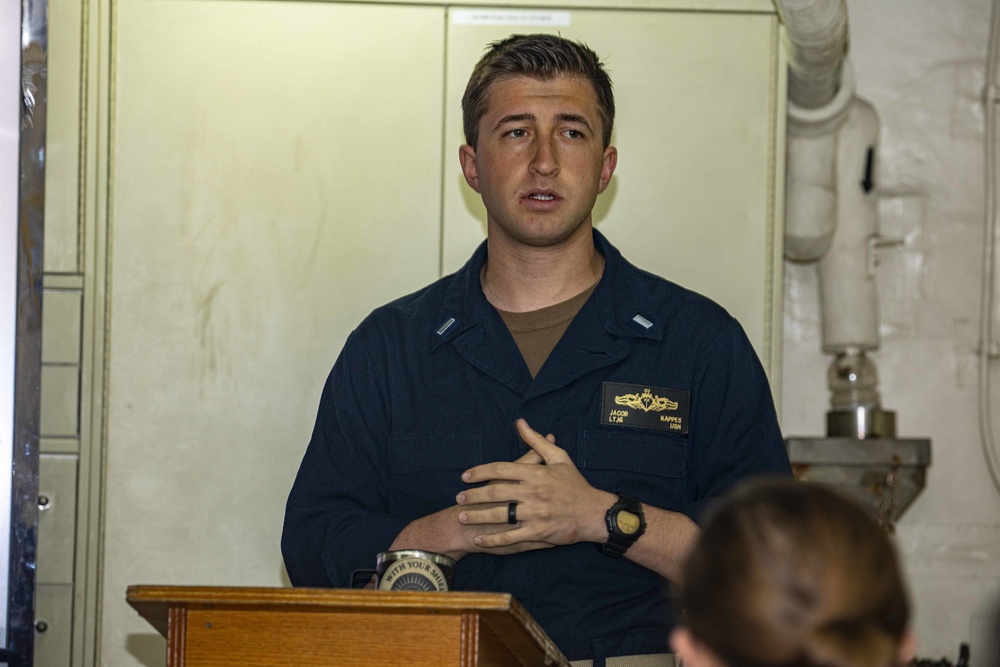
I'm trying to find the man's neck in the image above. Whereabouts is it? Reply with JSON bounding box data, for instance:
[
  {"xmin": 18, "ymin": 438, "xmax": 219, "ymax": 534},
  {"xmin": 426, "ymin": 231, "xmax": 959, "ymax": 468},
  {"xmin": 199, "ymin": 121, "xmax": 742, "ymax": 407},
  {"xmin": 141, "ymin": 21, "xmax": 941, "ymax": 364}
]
[{"xmin": 481, "ymin": 225, "xmax": 605, "ymax": 313}]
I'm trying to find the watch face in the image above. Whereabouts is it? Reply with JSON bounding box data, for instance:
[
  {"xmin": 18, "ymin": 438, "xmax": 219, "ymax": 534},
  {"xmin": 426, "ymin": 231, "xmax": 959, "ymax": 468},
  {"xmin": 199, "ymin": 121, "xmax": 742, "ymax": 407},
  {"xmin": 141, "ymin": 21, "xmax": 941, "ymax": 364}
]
[{"xmin": 616, "ymin": 511, "xmax": 640, "ymax": 535}]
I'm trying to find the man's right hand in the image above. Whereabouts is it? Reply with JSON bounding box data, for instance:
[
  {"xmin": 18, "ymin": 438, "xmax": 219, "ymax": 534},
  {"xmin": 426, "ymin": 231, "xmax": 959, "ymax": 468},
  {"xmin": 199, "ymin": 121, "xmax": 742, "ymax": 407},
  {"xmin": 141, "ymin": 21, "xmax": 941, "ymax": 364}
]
[
  {"xmin": 389, "ymin": 503, "xmax": 552, "ymax": 560},
  {"xmin": 387, "ymin": 448, "xmax": 551, "ymax": 560}
]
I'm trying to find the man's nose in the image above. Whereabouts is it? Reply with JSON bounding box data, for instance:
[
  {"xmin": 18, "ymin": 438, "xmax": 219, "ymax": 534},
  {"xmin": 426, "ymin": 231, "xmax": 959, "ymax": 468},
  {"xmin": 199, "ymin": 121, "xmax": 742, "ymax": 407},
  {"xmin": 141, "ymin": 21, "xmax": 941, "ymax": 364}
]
[{"xmin": 529, "ymin": 137, "xmax": 559, "ymax": 177}]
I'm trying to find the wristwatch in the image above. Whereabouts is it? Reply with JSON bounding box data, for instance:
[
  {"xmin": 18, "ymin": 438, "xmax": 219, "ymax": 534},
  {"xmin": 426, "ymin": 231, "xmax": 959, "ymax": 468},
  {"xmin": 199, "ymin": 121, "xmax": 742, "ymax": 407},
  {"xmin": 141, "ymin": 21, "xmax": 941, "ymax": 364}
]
[{"xmin": 597, "ymin": 493, "xmax": 646, "ymax": 558}]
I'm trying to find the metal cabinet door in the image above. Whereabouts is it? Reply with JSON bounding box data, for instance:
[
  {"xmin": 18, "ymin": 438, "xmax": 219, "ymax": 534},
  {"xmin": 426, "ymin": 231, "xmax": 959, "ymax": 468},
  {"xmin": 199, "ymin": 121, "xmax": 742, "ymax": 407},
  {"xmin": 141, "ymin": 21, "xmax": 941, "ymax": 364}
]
[{"xmin": 103, "ymin": 2, "xmax": 446, "ymax": 662}]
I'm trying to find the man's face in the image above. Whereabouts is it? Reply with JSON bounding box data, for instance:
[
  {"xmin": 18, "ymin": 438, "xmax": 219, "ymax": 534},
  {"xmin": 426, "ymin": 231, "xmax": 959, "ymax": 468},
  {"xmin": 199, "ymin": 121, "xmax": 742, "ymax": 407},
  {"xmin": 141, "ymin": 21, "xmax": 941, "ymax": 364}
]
[{"xmin": 459, "ymin": 75, "xmax": 617, "ymax": 250}]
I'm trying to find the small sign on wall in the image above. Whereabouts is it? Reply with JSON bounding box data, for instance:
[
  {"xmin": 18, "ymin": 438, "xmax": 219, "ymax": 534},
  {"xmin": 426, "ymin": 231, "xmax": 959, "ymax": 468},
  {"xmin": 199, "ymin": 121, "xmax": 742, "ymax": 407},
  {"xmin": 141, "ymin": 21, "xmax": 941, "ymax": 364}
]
[{"xmin": 450, "ymin": 8, "xmax": 572, "ymax": 26}]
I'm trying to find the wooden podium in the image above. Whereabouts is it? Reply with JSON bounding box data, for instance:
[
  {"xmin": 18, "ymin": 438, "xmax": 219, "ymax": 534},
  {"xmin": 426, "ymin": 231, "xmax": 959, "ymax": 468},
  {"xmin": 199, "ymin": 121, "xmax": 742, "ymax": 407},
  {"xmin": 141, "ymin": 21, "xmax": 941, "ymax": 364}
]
[{"xmin": 127, "ymin": 586, "xmax": 570, "ymax": 666}]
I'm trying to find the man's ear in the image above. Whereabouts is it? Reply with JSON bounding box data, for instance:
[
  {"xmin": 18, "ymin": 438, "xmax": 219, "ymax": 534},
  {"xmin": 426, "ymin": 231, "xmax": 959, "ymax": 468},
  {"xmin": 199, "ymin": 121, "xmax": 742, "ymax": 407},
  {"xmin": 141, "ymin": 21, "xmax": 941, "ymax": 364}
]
[
  {"xmin": 459, "ymin": 145, "xmax": 480, "ymax": 192},
  {"xmin": 598, "ymin": 146, "xmax": 617, "ymax": 193}
]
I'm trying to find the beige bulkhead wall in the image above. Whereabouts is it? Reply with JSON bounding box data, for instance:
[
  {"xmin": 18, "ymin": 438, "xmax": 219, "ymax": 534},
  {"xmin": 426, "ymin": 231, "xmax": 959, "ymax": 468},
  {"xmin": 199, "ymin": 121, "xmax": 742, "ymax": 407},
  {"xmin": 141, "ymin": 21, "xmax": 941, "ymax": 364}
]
[{"xmin": 37, "ymin": 0, "xmax": 783, "ymax": 664}]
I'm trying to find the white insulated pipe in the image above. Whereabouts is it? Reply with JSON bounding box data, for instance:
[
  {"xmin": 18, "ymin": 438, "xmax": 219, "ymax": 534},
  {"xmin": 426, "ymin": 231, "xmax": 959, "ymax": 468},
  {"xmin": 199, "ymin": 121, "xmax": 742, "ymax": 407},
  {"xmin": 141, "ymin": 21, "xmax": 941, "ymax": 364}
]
[
  {"xmin": 780, "ymin": 0, "xmax": 853, "ymax": 262},
  {"xmin": 773, "ymin": 0, "xmax": 850, "ymax": 109},
  {"xmin": 775, "ymin": 0, "xmax": 880, "ymax": 354},
  {"xmin": 785, "ymin": 135, "xmax": 836, "ymax": 261},
  {"xmin": 818, "ymin": 97, "xmax": 880, "ymax": 352},
  {"xmin": 785, "ymin": 61, "xmax": 857, "ymax": 261}
]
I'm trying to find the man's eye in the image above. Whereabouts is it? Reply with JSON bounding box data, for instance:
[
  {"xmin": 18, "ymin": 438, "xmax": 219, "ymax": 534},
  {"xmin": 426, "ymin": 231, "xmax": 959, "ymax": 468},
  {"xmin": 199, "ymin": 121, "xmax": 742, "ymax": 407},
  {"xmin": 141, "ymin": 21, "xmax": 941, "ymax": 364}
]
[
  {"xmin": 508, "ymin": 129, "xmax": 527, "ymax": 138},
  {"xmin": 564, "ymin": 130, "xmax": 583, "ymax": 139}
]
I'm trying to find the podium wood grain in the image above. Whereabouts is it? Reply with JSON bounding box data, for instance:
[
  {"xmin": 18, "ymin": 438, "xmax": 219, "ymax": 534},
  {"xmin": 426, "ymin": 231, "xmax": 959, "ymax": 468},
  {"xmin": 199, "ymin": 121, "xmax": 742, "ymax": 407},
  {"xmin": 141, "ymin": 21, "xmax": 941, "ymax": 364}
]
[{"xmin": 127, "ymin": 586, "xmax": 569, "ymax": 667}]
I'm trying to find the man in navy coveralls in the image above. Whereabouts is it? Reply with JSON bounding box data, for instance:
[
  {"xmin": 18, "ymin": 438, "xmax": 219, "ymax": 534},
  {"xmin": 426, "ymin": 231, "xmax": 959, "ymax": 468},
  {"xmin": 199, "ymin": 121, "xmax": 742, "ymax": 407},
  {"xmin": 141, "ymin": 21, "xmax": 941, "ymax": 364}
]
[{"xmin": 282, "ymin": 34, "xmax": 791, "ymax": 666}]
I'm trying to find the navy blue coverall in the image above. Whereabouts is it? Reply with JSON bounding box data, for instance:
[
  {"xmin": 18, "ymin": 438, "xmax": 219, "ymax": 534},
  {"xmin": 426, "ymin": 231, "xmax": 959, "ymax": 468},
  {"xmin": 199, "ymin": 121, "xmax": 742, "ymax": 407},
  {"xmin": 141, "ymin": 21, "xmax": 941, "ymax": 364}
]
[{"xmin": 282, "ymin": 230, "xmax": 791, "ymax": 662}]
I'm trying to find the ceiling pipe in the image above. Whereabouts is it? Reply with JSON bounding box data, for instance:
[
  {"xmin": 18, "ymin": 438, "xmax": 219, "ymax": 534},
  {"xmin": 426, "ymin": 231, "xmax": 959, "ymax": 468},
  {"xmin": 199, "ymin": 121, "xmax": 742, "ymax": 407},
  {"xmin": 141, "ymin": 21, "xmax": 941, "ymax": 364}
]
[
  {"xmin": 774, "ymin": 0, "xmax": 850, "ymax": 109},
  {"xmin": 777, "ymin": 0, "xmax": 854, "ymax": 263}
]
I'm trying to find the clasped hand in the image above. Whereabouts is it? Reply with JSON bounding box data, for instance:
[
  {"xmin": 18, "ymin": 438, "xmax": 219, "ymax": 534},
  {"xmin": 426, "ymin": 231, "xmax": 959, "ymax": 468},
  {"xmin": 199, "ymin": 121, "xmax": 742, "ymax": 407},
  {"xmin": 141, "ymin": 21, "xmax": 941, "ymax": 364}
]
[{"xmin": 455, "ymin": 418, "xmax": 611, "ymax": 552}]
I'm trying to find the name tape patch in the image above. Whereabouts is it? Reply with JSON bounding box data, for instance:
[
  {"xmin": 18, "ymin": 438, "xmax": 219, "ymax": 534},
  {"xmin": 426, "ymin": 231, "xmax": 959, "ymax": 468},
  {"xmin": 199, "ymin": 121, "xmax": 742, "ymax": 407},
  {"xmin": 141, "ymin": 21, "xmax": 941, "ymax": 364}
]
[{"xmin": 601, "ymin": 382, "xmax": 690, "ymax": 434}]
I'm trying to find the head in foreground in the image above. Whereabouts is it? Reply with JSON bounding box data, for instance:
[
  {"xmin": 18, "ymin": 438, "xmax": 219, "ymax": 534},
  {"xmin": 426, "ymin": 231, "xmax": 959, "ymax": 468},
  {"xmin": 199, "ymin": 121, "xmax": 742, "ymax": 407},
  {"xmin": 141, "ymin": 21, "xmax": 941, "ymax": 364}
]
[{"xmin": 673, "ymin": 479, "xmax": 915, "ymax": 667}]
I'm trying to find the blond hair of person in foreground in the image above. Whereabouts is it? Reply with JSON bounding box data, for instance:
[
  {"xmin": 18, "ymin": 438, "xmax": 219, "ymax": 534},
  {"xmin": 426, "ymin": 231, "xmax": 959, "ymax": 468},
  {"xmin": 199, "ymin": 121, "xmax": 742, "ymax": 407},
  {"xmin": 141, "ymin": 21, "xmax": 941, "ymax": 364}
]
[{"xmin": 671, "ymin": 478, "xmax": 916, "ymax": 667}]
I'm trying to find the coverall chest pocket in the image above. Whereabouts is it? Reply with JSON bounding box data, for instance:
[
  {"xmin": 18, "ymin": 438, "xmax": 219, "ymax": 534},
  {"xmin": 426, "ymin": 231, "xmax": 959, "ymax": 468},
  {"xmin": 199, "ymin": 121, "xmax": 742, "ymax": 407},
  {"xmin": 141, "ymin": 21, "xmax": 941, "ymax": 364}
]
[
  {"xmin": 576, "ymin": 430, "xmax": 688, "ymax": 510},
  {"xmin": 387, "ymin": 431, "xmax": 482, "ymax": 518}
]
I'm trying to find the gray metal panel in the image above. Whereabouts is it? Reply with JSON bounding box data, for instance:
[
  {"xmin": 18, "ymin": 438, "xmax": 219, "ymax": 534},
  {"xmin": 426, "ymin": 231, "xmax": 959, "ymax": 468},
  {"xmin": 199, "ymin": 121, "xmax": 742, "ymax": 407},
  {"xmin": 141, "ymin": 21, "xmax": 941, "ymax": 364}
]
[
  {"xmin": 41, "ymin": 290, "xmax": 82, "ymax": 364},
  {"xmin": 42, "ymin": 0, "xmax": 84, "ymax": 274},
  {"xmin": 33, "ymin": 584, "xmax": 73, "ymax": 667},
  {"xmin": 785, "ymin": 437, "xmax": 931, "ymax": 466},
  {"xmin": 37, "ymin": 455, "xmax": 78, "ymax": 585},
  {"xmin": 39, "ymin": 365, "xmax": 79, "ymax": 438},
  {"xmin": 39, "ymin": 437, "xmax": 79, "ymax": 455},
  {"xmin": 785, "ymin": 437, "xmax": 932, "ymax": 527}
]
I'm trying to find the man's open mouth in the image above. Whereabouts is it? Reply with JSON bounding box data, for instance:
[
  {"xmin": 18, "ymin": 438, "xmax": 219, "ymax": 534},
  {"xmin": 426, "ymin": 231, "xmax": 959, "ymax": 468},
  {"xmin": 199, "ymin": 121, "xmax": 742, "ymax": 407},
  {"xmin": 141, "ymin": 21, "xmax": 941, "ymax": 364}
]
[{"xmin": 528, "ymin": 193, "xmax": 557, "ymax": 201}]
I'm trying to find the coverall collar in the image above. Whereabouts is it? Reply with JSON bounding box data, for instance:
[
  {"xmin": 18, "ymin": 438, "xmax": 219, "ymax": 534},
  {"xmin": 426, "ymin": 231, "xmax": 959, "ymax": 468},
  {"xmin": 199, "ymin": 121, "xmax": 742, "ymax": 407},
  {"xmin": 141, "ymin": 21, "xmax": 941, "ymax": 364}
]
[{"xmin": 431, "ymin": 229, "xmax": 664, "ymax": 353}]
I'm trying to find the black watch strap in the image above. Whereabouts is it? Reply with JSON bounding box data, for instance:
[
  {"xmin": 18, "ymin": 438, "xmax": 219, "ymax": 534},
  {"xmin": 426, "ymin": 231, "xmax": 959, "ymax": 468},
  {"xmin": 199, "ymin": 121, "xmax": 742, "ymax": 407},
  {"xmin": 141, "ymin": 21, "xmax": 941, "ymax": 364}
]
[{"xmin": 597, "ymin": 493, "xmax": 646, "ymax": 558}]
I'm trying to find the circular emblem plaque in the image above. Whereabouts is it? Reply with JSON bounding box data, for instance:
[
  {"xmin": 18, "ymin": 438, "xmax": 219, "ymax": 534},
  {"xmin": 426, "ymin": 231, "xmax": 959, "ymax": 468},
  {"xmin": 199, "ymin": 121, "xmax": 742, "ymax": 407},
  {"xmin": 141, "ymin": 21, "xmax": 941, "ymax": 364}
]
[{"xmin": 378, "ymin": 557, "xmax": 449, "ymax": 591}]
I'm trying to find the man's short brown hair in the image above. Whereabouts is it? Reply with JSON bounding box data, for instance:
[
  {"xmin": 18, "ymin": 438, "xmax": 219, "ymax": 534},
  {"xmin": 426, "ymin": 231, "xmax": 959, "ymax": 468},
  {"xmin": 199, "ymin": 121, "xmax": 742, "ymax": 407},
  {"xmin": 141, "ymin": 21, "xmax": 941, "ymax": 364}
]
[{"xmin": 461, "ymin": 34, "xmax": 615, "ymax": 149}]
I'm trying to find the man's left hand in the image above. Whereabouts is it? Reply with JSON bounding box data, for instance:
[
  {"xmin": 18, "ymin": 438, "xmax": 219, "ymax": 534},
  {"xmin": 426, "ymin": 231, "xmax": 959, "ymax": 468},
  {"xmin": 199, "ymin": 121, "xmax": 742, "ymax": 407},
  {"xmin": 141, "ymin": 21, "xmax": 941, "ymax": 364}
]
[{"xmin": 455, "ymin": 419, "xmax": 614, "ymax": 549}]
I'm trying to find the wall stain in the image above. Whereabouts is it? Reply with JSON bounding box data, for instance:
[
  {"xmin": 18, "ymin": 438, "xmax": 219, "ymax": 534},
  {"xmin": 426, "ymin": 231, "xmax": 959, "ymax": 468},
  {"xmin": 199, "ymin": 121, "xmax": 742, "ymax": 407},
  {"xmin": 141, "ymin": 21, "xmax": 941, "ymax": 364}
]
[{"xmin": 197, "ymin": 282, "xmax": 224, "ymax": 379}]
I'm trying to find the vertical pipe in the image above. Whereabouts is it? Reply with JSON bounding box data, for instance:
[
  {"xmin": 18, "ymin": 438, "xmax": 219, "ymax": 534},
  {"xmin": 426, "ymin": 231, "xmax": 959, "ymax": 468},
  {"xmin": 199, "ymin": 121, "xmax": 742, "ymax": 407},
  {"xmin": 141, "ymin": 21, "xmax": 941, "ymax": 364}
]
[
  {"xmin": 818, "ymin": 97, "xmax": 880, "ymax": 352},
  {"xmin": 785, "ymin": 61, "xmax": 857, "ymax": 262}
]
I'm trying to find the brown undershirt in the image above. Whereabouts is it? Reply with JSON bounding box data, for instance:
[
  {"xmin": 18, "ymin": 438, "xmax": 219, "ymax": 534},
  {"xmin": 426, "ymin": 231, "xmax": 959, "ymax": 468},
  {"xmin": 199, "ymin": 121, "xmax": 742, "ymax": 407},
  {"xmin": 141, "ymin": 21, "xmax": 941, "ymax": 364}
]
[{"xmin": 495, "ymin": 280, "xmax": 600, "ymax": 378}]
